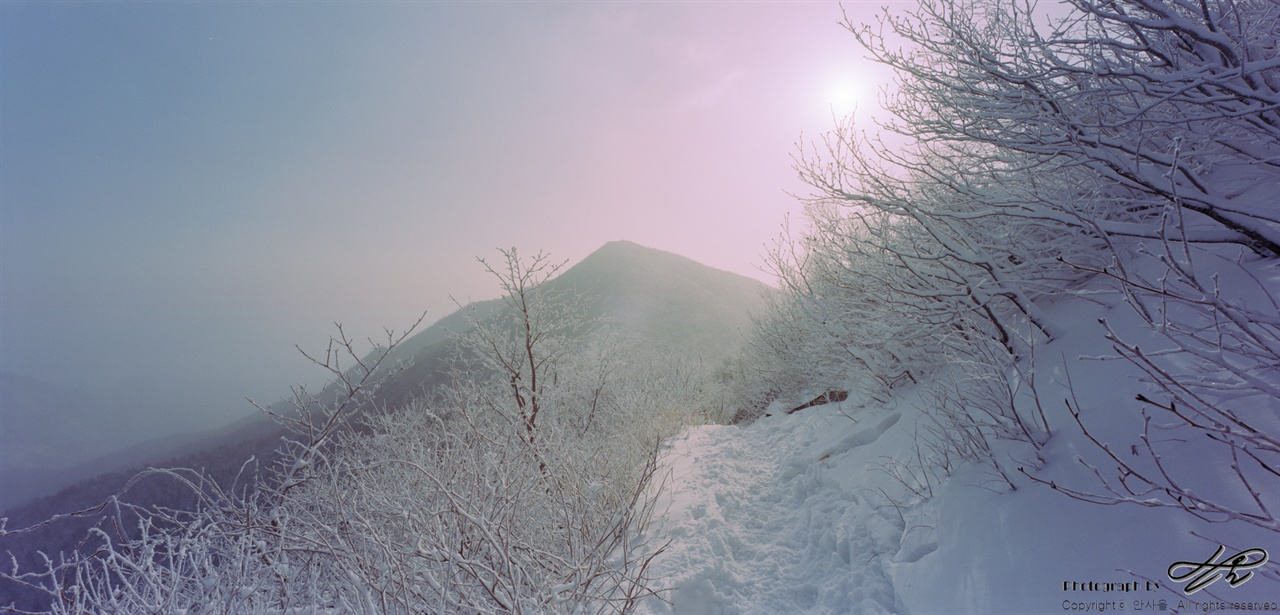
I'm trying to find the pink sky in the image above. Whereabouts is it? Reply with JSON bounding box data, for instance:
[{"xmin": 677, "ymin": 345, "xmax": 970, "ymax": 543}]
[{"xmin": 1, "ymin": 1, "xmax": 899, "ymax": 399}]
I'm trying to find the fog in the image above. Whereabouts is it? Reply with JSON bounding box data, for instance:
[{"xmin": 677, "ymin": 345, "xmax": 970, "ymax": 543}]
[{"xmin": 0, "ymin": 2, "xmax": 893, "ymax": 427}]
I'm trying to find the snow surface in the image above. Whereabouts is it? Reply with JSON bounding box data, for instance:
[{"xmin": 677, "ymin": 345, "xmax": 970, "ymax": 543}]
[
  {"xmin": 638, "ymin": 406, "xmax": 906, "ymax": 614},
  {"xmin": 636, "ymin": 282, "xmax": 1279, "ymax": 614}
]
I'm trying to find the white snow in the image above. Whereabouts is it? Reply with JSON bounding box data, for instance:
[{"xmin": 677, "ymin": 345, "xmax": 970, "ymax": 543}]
[
  {"xmin": 636, "ymin": 279, "xmax": 1279, "ymax": 614},
  {"xmin": 638, "ymin": 406, "xmax": 905, "ymax": 614}
]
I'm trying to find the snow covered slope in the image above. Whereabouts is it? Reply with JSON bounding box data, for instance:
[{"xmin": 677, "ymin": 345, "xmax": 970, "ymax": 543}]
[{"xmin": 636, "ymin": 281, "xmax": 1279, "ymax": 614}]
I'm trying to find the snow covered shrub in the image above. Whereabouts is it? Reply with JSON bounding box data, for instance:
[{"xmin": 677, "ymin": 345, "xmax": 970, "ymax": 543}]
[
  {"xmin": 770, "ymin": 208, "xmax": 942, "ymax": 390},
  {"xmin": 0, "ymin": 321, "xmax": 422, "ymax": 614},
  {"xmin": 265, "ymin": 248, "xmax": 686, "ymax": 613},
  {"xmin": 793, "ymin": 0, "xmax": 1280, "ymax": 541},
  {"xmin": 737, "ymin": 207, "xmax": 962, "ymax": 423},
  {"xmin": 913, "ymin": 331, "xmax": 1052, "ymax": 492},
  {"xmin": 1, "ymin": 248, "xmax": 694, "ymax": 613},
  {"xmin": 732, "ymin": 285, "xmax": 836, "ymax": 424},
  {"xmin": 263, "ymin": 386, "xmax": 669, "ymax": 615},
  {"xmin": 843, "ymin": 0, "xmax": 1280, "ymax": 258},
  {"xmin": 794, "ymin": 135, "xmax": 1099, "ymax": 351},
  {"xmin": 743, "ymin": 151, "xmax": 1088, "ymax": 425},
  {"xmin": 1030, "ymin": 244, "xmax": 1280, "ymax": 535}
]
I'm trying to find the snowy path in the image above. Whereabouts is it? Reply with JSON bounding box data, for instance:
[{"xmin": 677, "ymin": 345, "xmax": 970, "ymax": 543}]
[{"xmin": 638, "ymin": 403, "xmax": 909, "ymax": 614}]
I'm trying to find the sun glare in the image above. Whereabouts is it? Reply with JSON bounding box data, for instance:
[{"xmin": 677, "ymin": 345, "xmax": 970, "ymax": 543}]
[{"xmin": 825, "ymin": 76, "xmax": 865, "ymax": 120}]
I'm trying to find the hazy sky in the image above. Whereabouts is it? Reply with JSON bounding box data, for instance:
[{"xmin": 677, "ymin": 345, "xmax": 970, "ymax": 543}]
[{"xmin": 1, "ymin": 1, "xmax": 896, "ymax": 405}]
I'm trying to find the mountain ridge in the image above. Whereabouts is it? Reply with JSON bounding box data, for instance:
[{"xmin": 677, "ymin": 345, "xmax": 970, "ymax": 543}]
[
  {"xmin": 1, "ymin": 240, "xmax": 765, "ymax": 515},
  {"xmin": 370, "ymin": 240, "xmax": 769, "ymax": 409}
]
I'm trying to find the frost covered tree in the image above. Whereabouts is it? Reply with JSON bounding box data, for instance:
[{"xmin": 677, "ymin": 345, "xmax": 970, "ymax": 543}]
[
  {"xmin": 767, "ymin": 0, "xmax": 1280, "ymax": 533},
  {"xmin": 841, "ymin": 0, "xmax": 1280, "ymax": 256},
  {"xmin": 456, "ymin": 248, "xmax": 588, "ymax": 447},
  {"xmin": 0, "ymin": 249, "xmax": 695, "ymax": 613}
]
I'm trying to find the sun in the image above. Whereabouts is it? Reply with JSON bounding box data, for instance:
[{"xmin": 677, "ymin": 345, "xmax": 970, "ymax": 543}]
[{"xmin": 824, "ymin": 74, "xmax": 867, "ymax": 120}]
